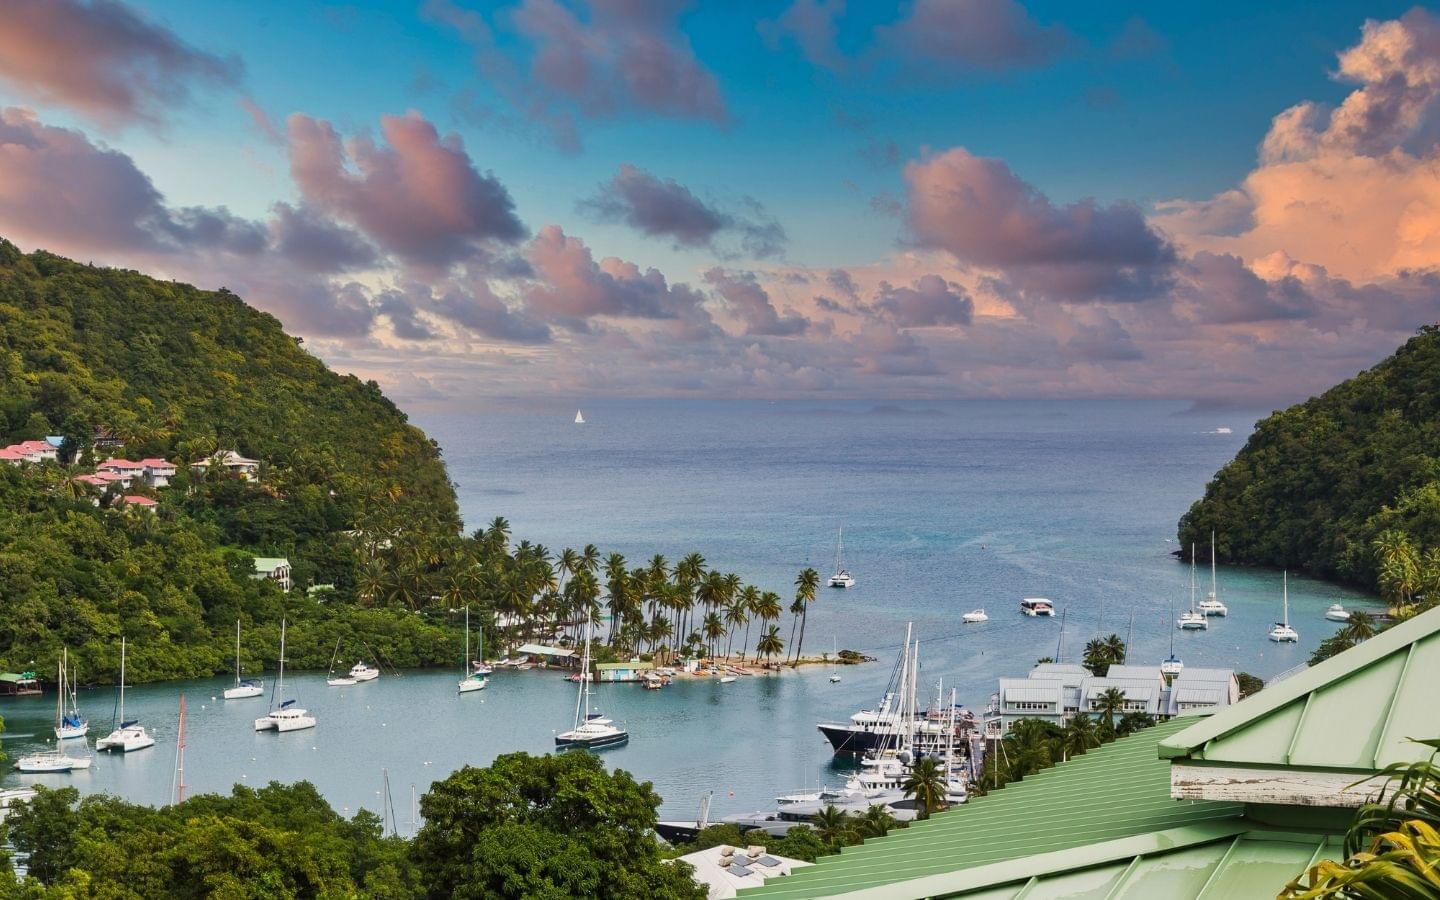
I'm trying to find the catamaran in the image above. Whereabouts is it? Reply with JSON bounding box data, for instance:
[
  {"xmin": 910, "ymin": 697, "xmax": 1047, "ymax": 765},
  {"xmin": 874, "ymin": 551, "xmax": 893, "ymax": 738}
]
[
  {"xmin": 224, "ymin": 620, "xmax": 264, "ymax": 699},
  {"xmin": 96, "ymin": 638, "xmax": 155, "ymax": 752},
  {"xmin": 54, "ymin": 647, "xmax": 87, "ymax": 739},
  {"xmin": 1268, "ymin": 572, "xmax": 1300, "ymax": 642},
  {"xmin": 256, "ymin": 620, "xmax": 316, "ymax": 732},
  {"xmin": 555, "ymin": 620, "xmax": 627, "ymax": 750},
  {"xmin": 828, "ymin": 526, "xmax": 855, "ymax": 588},
  {"xmin": 1198, "ymin": 532, "xmax": 1228, "ymax": 616},
  {"xmin": 458, "ymin": 606, "xmax": 488, "ymax": 694},
  {"xmin": 1020, "ymin": 597, "xmax": 1055, "ymax": 616},
  {"xmin": 1178, "ymin": 544, "xmax": 1208, "ymax": 630}
]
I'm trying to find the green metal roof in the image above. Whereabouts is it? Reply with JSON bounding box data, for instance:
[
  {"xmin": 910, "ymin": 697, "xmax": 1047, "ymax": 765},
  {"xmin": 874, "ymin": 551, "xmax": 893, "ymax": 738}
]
[
  {"xmin": 827, "ymin": 827, "xmax": 1339, "ymax": 899},
  {"xmin": 596, "ymin": 660, "xmax": 653, "ymax": 670},
  {"xmin": 1160, "ymin": 603, "xmax": 1440, "ymax": 771},
  {"xmin": 742, "ymin": 717, "xmax": 1243, "ymax": 899}
]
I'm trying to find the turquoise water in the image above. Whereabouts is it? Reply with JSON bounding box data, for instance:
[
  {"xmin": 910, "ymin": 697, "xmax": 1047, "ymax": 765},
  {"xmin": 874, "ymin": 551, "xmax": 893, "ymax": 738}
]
[{"xmin": 0, "ymin": 400, "xmax": 1375, "ymax": 823}]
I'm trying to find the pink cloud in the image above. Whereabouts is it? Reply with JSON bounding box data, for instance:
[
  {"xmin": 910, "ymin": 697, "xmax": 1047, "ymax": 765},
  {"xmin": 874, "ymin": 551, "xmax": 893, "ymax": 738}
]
[
  {"xmin": 287, "ymin": 111, "xmax": 526, "ymax": 272},
  {"xmin": 874, "ymin": 0, "xmax": 1070, "ymax": 75},
  {"xmin": 0, "ymin": 0, "xmax": 241, "ymax": 128},
  {"xmin": 703, "ymin": 268, "xmax": 809, "ymax": 336}
]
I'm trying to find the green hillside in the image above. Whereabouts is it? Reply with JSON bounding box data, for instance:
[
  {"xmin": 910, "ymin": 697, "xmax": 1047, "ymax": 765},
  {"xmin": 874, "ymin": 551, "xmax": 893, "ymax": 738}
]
[
  {"xmin": 1179, "ymin": 325, "xmax": 1440, "ymax": 593},
  {"xmin": 0, "ymin": 239, "xmax": 462, "ymax": 681}
]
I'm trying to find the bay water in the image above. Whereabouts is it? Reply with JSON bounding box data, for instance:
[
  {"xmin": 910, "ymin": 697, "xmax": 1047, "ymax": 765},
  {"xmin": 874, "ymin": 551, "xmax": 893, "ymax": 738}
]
[{"xmin": 0, "ymin": 400, "xmax": 1375, "ymax": 826}]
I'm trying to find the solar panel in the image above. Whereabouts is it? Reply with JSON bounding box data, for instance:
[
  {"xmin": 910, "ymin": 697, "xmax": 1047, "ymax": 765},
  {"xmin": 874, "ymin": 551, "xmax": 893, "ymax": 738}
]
[
  {"xmin": 757, "ymin": 855, "xmax": 782, "ymax": 867},
  {"xmin": 727, "ymin": 864, "xmax": 753, "ymax": 877}
]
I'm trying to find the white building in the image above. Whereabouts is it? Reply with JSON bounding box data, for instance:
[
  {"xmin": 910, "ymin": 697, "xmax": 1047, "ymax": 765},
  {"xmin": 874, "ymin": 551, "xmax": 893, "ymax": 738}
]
[
  {"xmin": 672, "ymin": 845, "xmax": 811, "ymax": 899},
  {"xmin": 252, "ymin": 557, "xmax": 292, "ymax": 592},
  {"xmin": 138, "ymin": 458, "xmax": 177, "ymax": 487},
  {"xmin": 192, "ymin": 450, "xmax": 261, "ymax": 482},
  {"xmin": 986, "ymin": 662, "xmax": 1239, "ymax": 736}
]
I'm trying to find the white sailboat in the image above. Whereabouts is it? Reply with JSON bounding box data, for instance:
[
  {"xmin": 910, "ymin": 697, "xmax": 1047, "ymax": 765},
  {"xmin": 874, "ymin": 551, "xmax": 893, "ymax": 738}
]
[
  {"xmin": 472, "ymin": 623, "xmax": 493, "ymax": 676},
  {"xmin": 223, "ymin": 620, "xmax": 264, "ymax": 699},
  {"xmin": 1178, "ymin": 544, "xmax": 1208, "ymax": 630},
  {"xmin": 54, "ymin": 647, "xmax": 87, "ymax": 739},
  {"xmin": 1161, "ymin": 585, "xmax": 1183, "ymax": 678},
  {"xmin": 555, "ymin": 620, "xmax": 627, "ymax": 750},
  {"xmin": 96, "ymin": 638, "xmax": 155, "ymax": 752},
  {"xmin": 574, "ymin": 409, "xmax": 585, "ymax": 424},
  {"xmin": 828, "ymin": 526, "xmax": 855, "ymax": 588},
  {"xmin": 15, "ymin": 654, "xmax": 93, "ymax": 773},
  {"xmin": 829, "ymin": 637, "xmax": 842, "ymax": 683},
  {"xmin": 1198, "ymin": 532, "xmax": 1228, "ymax": 616},
  {"xmin": 256, "ymin": 620, "xmax": 316, "ymax": 732},
  {"xmin": 1269, "ymin": 572, "xmax": 1300, "ymax": 642},
  {"xmin": 458, "ymin": 606, "xmax": 488, "ymax": 694},
  {"xmin": 326, "ymin": 638, "xmax": 355, "ymax": 686}
]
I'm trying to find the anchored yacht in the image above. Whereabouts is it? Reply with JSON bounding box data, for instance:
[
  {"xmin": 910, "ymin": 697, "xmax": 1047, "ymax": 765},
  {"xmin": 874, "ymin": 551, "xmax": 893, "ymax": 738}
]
[
  {"xmin": 1268, "ymin": 572, "xmax": 1300, "ymax": 642},
  {"xmin": 96, "ymin": 639, "xmax": 155, "ymax": 752}
]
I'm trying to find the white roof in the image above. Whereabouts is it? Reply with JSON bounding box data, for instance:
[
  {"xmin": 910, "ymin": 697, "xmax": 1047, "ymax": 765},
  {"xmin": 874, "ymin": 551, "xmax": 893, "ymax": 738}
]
[{"xmin": 673, "ymin": 845, "xmax": 811, "ymax": 900}]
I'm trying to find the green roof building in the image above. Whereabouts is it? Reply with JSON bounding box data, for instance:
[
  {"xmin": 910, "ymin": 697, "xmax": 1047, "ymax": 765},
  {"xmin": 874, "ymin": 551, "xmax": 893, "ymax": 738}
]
[{"xmin": 743, "ymin": 604, "xmax": 1440, "ymax": 899}]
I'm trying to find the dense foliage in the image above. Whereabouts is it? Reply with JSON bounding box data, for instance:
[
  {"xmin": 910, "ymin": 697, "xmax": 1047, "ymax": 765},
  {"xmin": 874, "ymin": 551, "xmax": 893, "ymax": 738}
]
[
  {"xmin": 1179, "ymin": 325, "xmax": 1440, "ymax": 591},
  {"xmin": 1, "ymin": 752, "xmax": 699, "ymax": 899}
]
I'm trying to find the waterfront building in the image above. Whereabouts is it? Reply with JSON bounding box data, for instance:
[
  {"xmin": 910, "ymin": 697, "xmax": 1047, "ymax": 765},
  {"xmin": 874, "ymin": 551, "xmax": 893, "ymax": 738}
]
[
  {"xmin": 0, "ymin": 672, "xmax": 41, "ymax": 696},
  {"xmin": 984, "ymin": 661, "xmax": 1238, "ymax": 736},
  {"xmin": 596, "ymin": 659, "xmax": 654, "ymax": 682},
  {"xmin": 252, "ymin": 557, "xmax": 292, "ymax": 592},
  {"xmin": 741, "ymin": 603, "xmax": 1440, "ymax": 898}
]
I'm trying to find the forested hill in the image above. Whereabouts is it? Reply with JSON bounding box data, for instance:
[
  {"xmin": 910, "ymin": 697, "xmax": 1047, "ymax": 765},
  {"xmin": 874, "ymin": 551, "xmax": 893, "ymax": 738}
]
[
  {"xmin": 1179, "ymin": 325, "xmax": 1440, "ymax": 591},
  {"xmin": 0, "ymin": 239, "xmax": 462, "ymax": 682}
]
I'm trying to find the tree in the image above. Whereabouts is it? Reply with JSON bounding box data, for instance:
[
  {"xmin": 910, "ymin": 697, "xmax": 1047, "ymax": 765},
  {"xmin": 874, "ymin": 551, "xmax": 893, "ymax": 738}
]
[
  {"xmin": 902, "ymin": 757, "xmax": 948, "ymax": 820},
  {"xmin": 790, "ymin": 567, "xmax": 820, "ymax": 665},
  {"xmin": 1235, "ymin": 672, "xmax": 1265, "ymax": 698},
  {"xmin": 702, "ymin": 612, "xmax": 725, "ymax": 658},
  {"xmin": 857, "ymin": 804, "xmax": 897, "ymax": 839},
  {"xmin": 413, "ymin": 752, "xmax": 704, "ymax": 900},
  {"xmin": 1060, "ymin": 714, "xmax": 1100, "ymax": 761},
  {"xmin": 1094, "ymin": 687, "xmax": 1128, "ymax": 734},
  {"xmin": 1341, "ymin": 610, "xmax": 1380, "ymax": 643},
  {"xmin": 810, "ymin": 805, "xmax": 858, "ymax": 848},
  {"xmin": 756, "ymin": 625, "xmax": 784, "ymax": 665}
]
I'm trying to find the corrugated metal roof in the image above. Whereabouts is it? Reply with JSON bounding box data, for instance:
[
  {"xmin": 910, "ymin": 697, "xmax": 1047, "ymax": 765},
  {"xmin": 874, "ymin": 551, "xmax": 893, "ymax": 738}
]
[
  {"xmin": 1160, "ymin": 603, "xmax": 1440, "ymax": 770},
  {"xmin": 1086, "ymin": 683, "xmax": 1154, "ymax": 700},
  {"xmin": 819, "ymin": 828, "xmax": 1337, "ymax": 899},
  {"xmin": 741, "ymin": 717, "xmax": 1243, "ymax": 899},
  {"xmin": 1175, "ymin": 688, "xmax": 1225, "ymax": 705},
  {"xmin": 1001, "ymin": 687, "xmax": 1059, "ymax": 703}
]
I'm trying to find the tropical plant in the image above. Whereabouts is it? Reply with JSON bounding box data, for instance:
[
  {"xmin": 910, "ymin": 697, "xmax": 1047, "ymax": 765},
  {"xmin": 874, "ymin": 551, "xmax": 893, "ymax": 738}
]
[
  {"xmin": 902, "ymin": 756, "xmax": 948, "ymax": 820},
  {"xmin": 790, "ymin": 567, "xmax": 820, "ymax": 665},
  {"xmin": 810, "ymin": 805, "xmax": 859, "ymax": 847},
  {"xmin": 1094, "ymin": 687, "xmax": 1128, "ymax": 733},
  {"xmin": 756, "ymin": 625, "xmax": 784, "ymax": 665},
  {"xmin": 1060, "ymin": 714, "xmax": 1100, "ymax": 761},
  {"xmin": 857, "ymin": 804, "xmax": 897, "ymax": 839}
]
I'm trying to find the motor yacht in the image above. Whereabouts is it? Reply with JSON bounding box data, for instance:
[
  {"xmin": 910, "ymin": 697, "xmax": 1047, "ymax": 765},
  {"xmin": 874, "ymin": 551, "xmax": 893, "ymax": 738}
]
[
  {"xmin": 348, "ymin": 661, "xmax": 380, "ymax": 682},
  {"xmin": 962, "ymin": 609, "xmax": 988, "ymax": 623},
  {"xmin": 1020, "ymin": 598, "xmax": 1055, "ymax": 616},
  {"xmin": 1325, "ymin": 603, "xmax": 1351, "ymax": 622}
]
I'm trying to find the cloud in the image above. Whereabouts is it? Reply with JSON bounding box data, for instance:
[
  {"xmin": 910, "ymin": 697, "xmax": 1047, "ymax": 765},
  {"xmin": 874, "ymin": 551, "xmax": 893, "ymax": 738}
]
[
  {"xmin": 904, "ymin": 147, "xmax": 1175, "ymax": 301},
  {"xmin": 287, "ymin": 111, "xmax": 525, "ymax": 274},
  {"xmin": 759, "ymin": 0, "xmax": 848, "ymax": 73},
  {"xmin": 269, "ymin": 202, "xmax": 378, "ymax": 274},
  {"xmin": 873, "ymin": 0, "xmax": 1070, "ymax": 75},
  {"xmin": 426, "ymin": 0, "xmax": 726, "ymax": 150},
  {"xmin": 580, "ymin": 164, "xmax": 786, "ymax": 258},
  {"xmin": 1178, "ymin": 252, "xmax": 1317, "ymax": 324},
  {"xmin": 0, "ymin": 0, "xmax": 241, "ymax": 128},
  {"xmin": 703, "ymin": 268, "xmax": 809, "ymax": 336},
  {"xmin": 872, "ymin": 274, "xmax": 973, "ymax": 326}
]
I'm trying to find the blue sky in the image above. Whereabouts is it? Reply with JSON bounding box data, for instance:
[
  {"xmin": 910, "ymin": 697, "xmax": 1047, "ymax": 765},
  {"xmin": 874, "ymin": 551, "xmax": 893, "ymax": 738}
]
[{"xmin": 1, "ymin": 1, "xmax": 1437, "ymax": 404}]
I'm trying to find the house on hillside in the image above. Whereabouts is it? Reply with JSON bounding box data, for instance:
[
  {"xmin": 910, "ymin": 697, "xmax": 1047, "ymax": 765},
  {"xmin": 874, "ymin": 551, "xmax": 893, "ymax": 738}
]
[
  {"xmin": 252, "ymin": 557, "xmax": 292, "ymax": 592},
  {"xmin": 191, "ymin": 450, "xmax": 260, "ymax": 482},
  {"xmin": 122, "ymin": 495, "xmax": 158, "ymax": 512},
  {"xmin": 741, "ymin": 605, "xmax": 1440, "ymax": 899},
  {"xmin": 97, "ymin": 459, "xmax": 146, "ymax": 486},
  {"xmin": 1, "ymin": 441, "xmax": 55, "ymax": 464},
  {"xmin": 138, "ymin": 458, "xmax": 177, "ymax": 487}
]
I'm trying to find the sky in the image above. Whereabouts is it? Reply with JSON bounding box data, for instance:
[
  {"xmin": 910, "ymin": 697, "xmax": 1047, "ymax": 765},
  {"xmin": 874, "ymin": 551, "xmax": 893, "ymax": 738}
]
[{"xmin": 1, "ymin": 0, "xmax": 1439, "ymax": 407}]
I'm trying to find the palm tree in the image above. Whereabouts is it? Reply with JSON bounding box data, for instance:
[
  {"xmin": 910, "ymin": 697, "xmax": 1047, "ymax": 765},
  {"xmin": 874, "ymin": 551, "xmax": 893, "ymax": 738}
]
[
  {"xmin": 811, "ymin": 805, "xmax": 858, "ymax": 847},
  {"xmin": 1082, "ymin": 638, "xmax": 1110, "ymax": 676},
  {"xmin": 1340, "ymin": 610, "xmax": 1380, "ymax": 644},
  {"xmin": 857, "ymin": 804, "xmax": 896, "ymax": 838},
  {"xmin": 902, "ymin": 756, "xmax": 948, "ymax": 820},
  {"xmin": 702, "ymin": 612, "xmax": 725, "ymax": 658},
  {"xmin": 723, "ymin": 593, "xmax": 749, "ymax": 659},
  {"xmin": 1094, "ymin": 687, "xmax": 1128, "ymax": 734},
  {"xmin": 1060, "ymin": 714, "xmax": 1100, "ymax": 761},
  {"xmin": 791, "ymin": 567, "xmax": 820, "ymax": 665},
  {"xmin": 1103, "ymin": 633, "xmax": 1127, "ymax": 665},
  {"xmin": 756, "ymin": 625, "xmax": 784, "ymax": 666}
]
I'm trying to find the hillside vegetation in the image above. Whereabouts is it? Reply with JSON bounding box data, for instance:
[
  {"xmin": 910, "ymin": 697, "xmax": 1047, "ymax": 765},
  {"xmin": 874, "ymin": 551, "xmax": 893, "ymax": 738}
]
[{"xmin": 1179, "ymin": 325, "xmax": 1440, "ymax": 596}]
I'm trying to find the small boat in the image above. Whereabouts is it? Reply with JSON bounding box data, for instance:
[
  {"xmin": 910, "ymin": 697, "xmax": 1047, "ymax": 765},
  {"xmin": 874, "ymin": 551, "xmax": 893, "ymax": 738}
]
[
  {"xmin": 14, "ymin": 750, "xmax": 92, "ymax": 773},
  {"xmin": 1198, "ymin": 534, "xmax": 1228, "ymax": 616},
  {"xmin": 828, "ymin": 637, "xmax": 842, "ymax": 683},
  {"xmin": 719, "ymin": 675, "xmax": 737, "ymax": 684},
  {"xmin": 223, "ymin": 620, "xmax": 264, "ymax": 699},
  {"xmin": 1214, "ymin": 426, "xmax": 1233, "ymax": 434},
  {"xmin": 555, "ymin": 621, "xmax": 627, "ymax": 750},
  {"xmin": 641, "ymin": 673, "xmax": 665, "ymax": 690},
  {"xmin": 574, "ymin": 410, "xmax": 585, "ymax": 424},
  {"xmin": 256, "ymin": 620, "xmax": 317, "ymax": 732},
  {"xmin": 458, "ymin": 606, "xmax": 488, "ymax": 694},
  {"xmin": 54, "ymin": 648, "xmax": 88, "ymax": 740},
  {"xmin": 325, "ymin": 639, "xmax": 355, "ymax": 686},
  {"xmin": 1178, "ymin": 545, "xmax": 1209, "ymax": 630},
  {"xmin": 1325, "ymin": 603, "xmax": 1351, "ymax": 622},
  {"xmin": 962, "ymin": 609, "xmax": 988, "ymax": 624},
  {"xmin": 1020, "ymin": 598, "xmax": 1055, "ymax": 617},
  {"xmin": 348, "ymin": 661, "xmax": 380, "ymax": 682},
  {"xmin": 96, "ymin": 638, "xmax": 155, "ymax": 752},
  {"xmin": 828, "ymin": 526, "xmax": 855, "ymax": 588},
  {"xmin": 516, "ymin": 663, "xmax": 533, "ymax": 671},
  {"xmin": 1268, "ymin": 572, "xmax": 1300, "ymax": 643}
]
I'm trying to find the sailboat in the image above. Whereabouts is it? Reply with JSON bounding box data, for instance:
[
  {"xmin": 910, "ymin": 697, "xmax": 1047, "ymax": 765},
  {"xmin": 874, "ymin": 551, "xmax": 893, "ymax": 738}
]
[
  {"xmin": 326, "ymin": 639, "xmax": 356, "ymax": 686},
  {"xmin": 15, "ymin": 653, "xmax": 94, "ymax": 773},
  {"xmin": 1161, "ymin": 587, "xmax": 1183, "ymax": 678},
  {"xmin": 1198, "ymin": 533, "xmax": 1229, "ymax": 616},
  {"xmin": 256, "ymin": 620, "xmax": 316, "ymax": 732},
  {"xmin": 223, "ymin": 620, "xmax": 264, "ymax": 699},
  {"xmin": 96, "ymin": 638, "xmax": 155, "ymax": 752},
  {"xmin": 828, "ymin": 526, "xmax": 855, "ymax": 588},
  {"xmin": 829, "ymin": 637, "xmax": 842, "ymax": 683},
  {"xmin": 1178, "ymin": 544, "xmax": 1209, "ymax": 630},
  {"xmin": 574, "ymin": 410, "xmax": 585, "ymax": 424},
  {"xmin": 1268, "ymin": 572, "xmax": 1300, "ymax": 642},
  {"xmin": 55, "ymin": 647, "xmax": 88, "ymax": 739},
  {"xmin": 458, "ymin": 606, "xmax": 488, "ymax": 694},
  {"xmin": 555, "ymin": 620, "xmax": 627, "ymax": 750},
  {"xmin": 472, "ymin": 623, "xmax": 493, "ymax": 676}
]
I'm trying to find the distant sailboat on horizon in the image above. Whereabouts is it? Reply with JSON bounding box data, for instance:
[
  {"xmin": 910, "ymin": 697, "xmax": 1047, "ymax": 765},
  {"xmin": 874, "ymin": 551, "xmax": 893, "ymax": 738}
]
[{"xmin": 574, "ymin": 409, "xmax": 585, "ymax": 424}]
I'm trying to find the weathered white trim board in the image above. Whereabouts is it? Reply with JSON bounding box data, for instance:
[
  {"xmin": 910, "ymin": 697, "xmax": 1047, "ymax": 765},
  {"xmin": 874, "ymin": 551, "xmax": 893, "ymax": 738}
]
[{"xmin": 1171, "ymin": 763, "xmax": 1388, "ymax": 807}]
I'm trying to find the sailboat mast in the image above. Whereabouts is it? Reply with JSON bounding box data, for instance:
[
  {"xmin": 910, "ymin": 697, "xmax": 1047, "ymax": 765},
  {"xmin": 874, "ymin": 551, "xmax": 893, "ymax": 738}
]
[
  {"xmin": 1283, "ymin": 571, "xmax": 1290, "ymax": 626},
  {"xmin": 463, "ymin": 606, "xmax": 470, "ymax": 678},
  {"xmin": 119, "ymin": 637, "xmax": 126, "ymax": 723},
  {"xmin": 277, "ymin": 619, "xmax": 287, "ymax": 702},
  {"xmin": 1190, "ymin": 543, "xmax": 1197, "ymax": 613},
  {"xmin": 1125, "ymin": 612, "xmax": 1134, "ymax": 664},
  {"xmin": 56, "ymin": 651, "xmax": 64, "ymax": 728},
  {"xmin": 1055, "ymin": 609, "xmax": 1067, "ymax": 662},
  {"xmin": 1210, "ymin": 531, "xmax": 1218, "ymax": 599},
  {"xmin": 171, "ymin": 694, "xmax": 187, "ymax": 804},
  {"xmin": 573, "ymin": 620, "xmax": 590, "ymax": 731}
]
